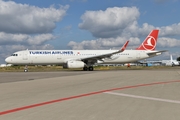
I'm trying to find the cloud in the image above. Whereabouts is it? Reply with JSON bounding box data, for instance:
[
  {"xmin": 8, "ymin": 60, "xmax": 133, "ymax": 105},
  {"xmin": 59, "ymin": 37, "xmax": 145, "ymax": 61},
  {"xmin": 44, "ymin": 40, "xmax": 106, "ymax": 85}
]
[
  {"xmin": 79, "ymin": 7, "xmax": 140, "ymax": 38},
  {"xmin": 0, "ymin": 32, "xmax": 55, "ymax": 45},
  {"xmin": 68, "ymin": 37, "xmax": 140, "ymax": 50},
  {"xmin": 0, "ymin": 0, "xmax": 69, "ymax": 34},
  {"xmin": 158, "ymin": 37, "xmax": 180, "ymax": 47},
  {"xmin": 0, "ymin": 32, "xmax": 56, "ymax": 63},
  {"xmin": 158, "ymin": 23, "xmax": 180, "ymax": 36},
  {"xmin": 27, "ymin": 34, "xmax": 56, "ymax": 45}
]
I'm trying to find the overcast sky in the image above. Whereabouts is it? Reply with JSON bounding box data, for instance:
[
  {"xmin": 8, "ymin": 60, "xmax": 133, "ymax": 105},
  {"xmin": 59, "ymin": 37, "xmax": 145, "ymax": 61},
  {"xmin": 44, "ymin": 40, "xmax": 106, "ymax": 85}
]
[{"xmin": 0, "ymin": 0, "xmax": 180, "ymax": 63}]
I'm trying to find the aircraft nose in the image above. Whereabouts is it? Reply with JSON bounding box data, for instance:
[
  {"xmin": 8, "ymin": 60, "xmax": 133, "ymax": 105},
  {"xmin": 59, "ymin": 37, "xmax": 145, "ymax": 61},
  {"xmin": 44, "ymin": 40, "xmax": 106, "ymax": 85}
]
[{"xmin": 5, "ymin": 57, "xmax": 11, "ymax": 63}]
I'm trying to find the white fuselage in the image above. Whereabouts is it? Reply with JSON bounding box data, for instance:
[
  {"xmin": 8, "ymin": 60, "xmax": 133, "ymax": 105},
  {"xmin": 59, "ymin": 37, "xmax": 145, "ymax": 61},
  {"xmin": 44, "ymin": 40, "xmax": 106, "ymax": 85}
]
[{"xmin": 5, "ymin": 49, "xmax": 159, "ymax": 65}]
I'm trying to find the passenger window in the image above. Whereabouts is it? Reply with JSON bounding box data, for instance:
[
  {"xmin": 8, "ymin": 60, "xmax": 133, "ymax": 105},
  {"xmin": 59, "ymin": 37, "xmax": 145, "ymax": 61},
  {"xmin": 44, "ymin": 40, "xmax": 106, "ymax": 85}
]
[{"xmin": 11, "ymin": 54, "xmax": 18, "ymax": 56}]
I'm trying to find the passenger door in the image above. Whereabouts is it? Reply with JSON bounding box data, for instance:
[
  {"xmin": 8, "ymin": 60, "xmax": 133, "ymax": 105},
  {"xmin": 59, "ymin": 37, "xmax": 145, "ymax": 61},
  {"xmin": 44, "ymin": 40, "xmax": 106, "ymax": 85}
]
[{"xmin": 23, "ymin": 51, "xmax": 28, "ymax": 60}]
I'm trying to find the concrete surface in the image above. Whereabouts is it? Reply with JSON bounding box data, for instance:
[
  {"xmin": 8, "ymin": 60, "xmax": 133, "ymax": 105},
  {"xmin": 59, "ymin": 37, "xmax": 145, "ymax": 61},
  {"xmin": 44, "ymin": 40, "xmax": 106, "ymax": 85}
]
[{"xmin": 0, "ymin": 69, "xmax": 180, "ymax": 120}]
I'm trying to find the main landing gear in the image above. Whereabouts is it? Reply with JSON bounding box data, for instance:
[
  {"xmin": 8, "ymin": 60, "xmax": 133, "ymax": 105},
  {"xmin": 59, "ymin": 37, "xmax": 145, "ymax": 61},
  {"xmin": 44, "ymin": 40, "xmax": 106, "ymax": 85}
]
[{"xmin": 83, "ymin": 66, "xmax": 94, "ymax": 71}]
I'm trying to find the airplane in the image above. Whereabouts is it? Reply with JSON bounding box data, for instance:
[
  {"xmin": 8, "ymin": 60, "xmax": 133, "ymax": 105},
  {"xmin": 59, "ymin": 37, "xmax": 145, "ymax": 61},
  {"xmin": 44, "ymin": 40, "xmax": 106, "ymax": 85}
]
[
  {"xmin": 161, "ymin": 55, "xmax": 179, "ymax": 66},
  {"xmin": 5, "ymin": 29, "xmax": 166, "ymax": 72}
]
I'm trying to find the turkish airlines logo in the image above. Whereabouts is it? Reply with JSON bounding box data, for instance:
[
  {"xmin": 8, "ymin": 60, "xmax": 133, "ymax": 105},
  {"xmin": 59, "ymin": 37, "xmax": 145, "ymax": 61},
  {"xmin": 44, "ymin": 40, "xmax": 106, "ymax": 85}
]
[{"xmin": 142, "ymin": 36, "xmax": 156, "ymax": 50}]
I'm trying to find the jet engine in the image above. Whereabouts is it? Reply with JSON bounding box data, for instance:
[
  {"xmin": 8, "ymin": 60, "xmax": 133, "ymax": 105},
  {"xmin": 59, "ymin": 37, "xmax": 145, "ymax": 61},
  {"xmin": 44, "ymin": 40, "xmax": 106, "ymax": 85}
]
[{"xmin": 63, "ymin": 61, "xmax": 85, "ymax": 68}]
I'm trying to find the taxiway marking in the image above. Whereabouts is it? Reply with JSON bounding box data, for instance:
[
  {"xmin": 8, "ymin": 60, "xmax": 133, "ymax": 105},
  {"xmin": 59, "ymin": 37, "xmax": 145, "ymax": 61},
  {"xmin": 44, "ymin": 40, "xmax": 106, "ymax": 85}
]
[{"xmin": 105, "ymin": 92, "xmax": 180, "ymax": 104}]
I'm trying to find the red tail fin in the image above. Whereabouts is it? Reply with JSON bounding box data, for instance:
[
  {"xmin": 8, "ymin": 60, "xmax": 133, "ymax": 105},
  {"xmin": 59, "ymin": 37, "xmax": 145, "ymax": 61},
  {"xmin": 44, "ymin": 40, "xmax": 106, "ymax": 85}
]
[{"xmin": 136, "ymin": 29, "xmax": 159, "ymax": 50}]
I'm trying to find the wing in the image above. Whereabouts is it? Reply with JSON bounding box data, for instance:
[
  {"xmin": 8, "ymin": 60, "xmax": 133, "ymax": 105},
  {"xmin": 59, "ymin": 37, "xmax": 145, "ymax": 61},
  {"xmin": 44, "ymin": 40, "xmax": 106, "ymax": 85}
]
[{"xmin": 80, "ymin": 40, "xmax": 129, "ymax": 61}]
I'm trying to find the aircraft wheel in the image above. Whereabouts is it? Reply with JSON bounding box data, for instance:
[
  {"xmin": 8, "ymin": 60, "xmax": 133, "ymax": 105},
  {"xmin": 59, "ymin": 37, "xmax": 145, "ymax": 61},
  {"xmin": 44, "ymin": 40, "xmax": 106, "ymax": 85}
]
[
  {"xmin": 83, "ymin": 67, "xmax": 88, "ymax": 71},
  {"xmin": 88, "ymin": 66, "xmax": 94, "ymax": 71}
]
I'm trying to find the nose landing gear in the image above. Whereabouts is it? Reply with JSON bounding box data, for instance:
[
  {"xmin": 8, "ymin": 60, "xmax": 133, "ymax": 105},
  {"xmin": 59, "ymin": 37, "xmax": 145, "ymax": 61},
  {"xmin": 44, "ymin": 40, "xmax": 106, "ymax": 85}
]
[{"xmin": 24, "ymin": 65, "xmax": 28, "ymax": 72}]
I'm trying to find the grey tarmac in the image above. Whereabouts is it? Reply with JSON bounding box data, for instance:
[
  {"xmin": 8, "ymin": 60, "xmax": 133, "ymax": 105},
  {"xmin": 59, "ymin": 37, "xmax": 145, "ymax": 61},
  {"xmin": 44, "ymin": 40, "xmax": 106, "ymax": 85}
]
[{"xmin": 0, "ymin": 69, "xmax": 180, "ymax": 120}]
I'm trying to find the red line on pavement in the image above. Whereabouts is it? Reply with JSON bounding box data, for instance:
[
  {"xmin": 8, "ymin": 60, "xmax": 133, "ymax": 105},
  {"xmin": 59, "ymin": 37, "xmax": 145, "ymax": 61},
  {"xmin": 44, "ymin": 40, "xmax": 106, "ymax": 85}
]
[{"xmin": 1, "ymin": 80, "xmax": 180, "ymax": 116}]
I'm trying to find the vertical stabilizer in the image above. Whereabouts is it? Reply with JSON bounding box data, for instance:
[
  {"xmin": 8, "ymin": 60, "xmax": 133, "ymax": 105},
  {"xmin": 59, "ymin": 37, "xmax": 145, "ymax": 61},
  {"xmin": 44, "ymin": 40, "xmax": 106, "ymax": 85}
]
[
  {"xmin": 170, "ymin": 55, "xmax": 173, "ymax": 63},
  {"xmin": 136, "ymin": 29, "xmax": 159, "ymax": 51}
]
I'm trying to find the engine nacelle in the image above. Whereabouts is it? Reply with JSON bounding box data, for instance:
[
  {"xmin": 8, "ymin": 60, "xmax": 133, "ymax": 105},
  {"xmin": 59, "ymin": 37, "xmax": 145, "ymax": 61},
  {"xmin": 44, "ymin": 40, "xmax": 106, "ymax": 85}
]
[
  {"xmin": 97, "ymin": 60, "xmax": 104, "ymax": 64},
  {"xmin": 63, "ymin": 61, "xmax": 85, "ymax": 69}
]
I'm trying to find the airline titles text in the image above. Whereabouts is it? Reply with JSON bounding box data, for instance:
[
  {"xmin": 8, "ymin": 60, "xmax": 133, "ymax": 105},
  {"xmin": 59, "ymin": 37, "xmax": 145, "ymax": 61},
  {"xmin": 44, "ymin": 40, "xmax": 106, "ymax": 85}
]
[{"xmin": 29, "ymin": 51, "xmax": 73, "ymax": 55}]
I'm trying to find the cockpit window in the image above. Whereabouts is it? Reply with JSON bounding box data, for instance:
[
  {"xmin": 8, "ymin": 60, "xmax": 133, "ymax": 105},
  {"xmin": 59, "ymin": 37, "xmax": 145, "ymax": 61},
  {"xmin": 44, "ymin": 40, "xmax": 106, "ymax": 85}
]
[{"xmin": 11, "ymin": 54, "xmax": 18, "ymax": 56}]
